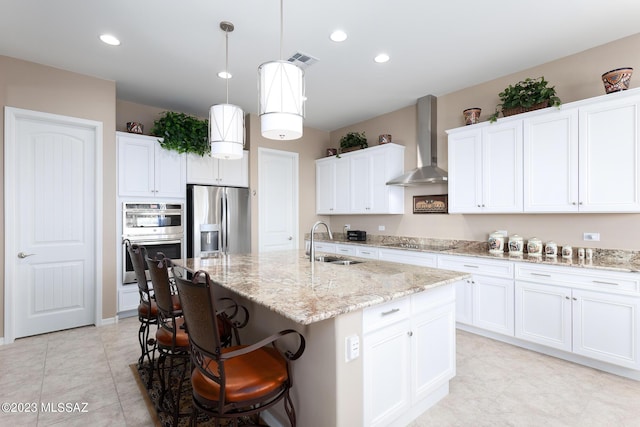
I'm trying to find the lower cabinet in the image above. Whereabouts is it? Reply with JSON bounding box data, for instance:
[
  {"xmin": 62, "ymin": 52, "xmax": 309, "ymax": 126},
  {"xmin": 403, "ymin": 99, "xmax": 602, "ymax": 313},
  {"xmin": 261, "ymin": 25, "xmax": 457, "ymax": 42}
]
[
  {"xmin": 363, "ymin": 285, "xmax": 456, "ymax": 427},
  {"xmin": 515, "ymin": 279, "xmax": 640, "ymax": 370},
  {"xmin": 439, "ymin": 255, "xmax": 515, "ymax": 336}
]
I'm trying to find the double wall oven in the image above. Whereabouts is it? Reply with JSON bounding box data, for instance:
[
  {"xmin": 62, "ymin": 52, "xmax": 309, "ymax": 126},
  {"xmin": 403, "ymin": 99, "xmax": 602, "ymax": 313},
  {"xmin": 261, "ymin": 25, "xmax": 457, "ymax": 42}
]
[{"xmin": 122, "ymin": 202, "xmax": 183, "ymax": 284}]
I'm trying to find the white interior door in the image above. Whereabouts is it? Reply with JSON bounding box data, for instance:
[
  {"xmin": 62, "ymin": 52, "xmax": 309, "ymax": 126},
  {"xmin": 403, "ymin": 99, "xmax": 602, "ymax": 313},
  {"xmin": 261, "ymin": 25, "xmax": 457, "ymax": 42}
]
[
  {"xmin": 5, "ymin": 107, "xmax": 101, "ymax": 340},
  {"xmin": 258, "ymin": 148, "xmax": 299, "ymax": 252}
]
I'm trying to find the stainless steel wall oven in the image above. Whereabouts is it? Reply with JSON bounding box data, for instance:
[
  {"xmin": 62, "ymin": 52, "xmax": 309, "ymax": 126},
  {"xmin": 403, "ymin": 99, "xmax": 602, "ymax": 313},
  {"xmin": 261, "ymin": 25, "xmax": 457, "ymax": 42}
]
[{"xmin": 122, "ymin": 202, "xmax": 183, "ymax": 284}]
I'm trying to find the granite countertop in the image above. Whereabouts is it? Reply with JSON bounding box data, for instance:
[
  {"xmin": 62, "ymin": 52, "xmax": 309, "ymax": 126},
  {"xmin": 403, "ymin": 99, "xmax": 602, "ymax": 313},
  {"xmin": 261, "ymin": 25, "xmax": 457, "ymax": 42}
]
[
  {"xmin": 171, "ymin": 251, "xmax": 469, "ymax": 325},
  {"xmin": 308, "ymin": 234, "xmax": 640, "ymax": 273}
]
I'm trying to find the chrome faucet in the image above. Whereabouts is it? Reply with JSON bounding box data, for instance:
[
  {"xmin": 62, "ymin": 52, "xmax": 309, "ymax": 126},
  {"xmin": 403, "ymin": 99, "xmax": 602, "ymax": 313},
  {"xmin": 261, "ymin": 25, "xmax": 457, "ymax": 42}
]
[{"xmin": 309, "ymin": 221, "xmax": 333, "ymax": 262}]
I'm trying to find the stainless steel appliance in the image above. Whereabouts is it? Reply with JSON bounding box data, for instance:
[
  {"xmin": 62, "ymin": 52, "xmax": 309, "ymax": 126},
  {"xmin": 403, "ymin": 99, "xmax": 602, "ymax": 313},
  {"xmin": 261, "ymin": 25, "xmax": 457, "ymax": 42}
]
[
  {"xmin": 122, "ymin": 202, "xmax": 184, "ymax": 283},
  {"xmin": 187, "ymin": 185, "xmax": 250, "ymax": 258}
]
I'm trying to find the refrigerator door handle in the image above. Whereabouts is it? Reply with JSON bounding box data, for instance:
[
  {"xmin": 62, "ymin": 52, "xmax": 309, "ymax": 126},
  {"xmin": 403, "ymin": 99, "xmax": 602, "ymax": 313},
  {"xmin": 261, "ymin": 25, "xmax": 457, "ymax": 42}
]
[
  {"xmin": 220, "ymin": 193, "xmax": 226, "ymax": 253},
  {"xmin": 224, "ymin": 193, "xmax": 230, "ymax": 252}
]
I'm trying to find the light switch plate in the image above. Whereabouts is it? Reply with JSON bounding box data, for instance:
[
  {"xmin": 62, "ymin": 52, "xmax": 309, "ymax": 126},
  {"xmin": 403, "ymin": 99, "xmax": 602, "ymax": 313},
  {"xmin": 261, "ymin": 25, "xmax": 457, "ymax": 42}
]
[
  {"xmin": 378, "ymin": 225, "xmax": 385, "ymax": 231},
  {"xmin": 583, "ymin": 232, "xmax": 600, "ymax": 241}
]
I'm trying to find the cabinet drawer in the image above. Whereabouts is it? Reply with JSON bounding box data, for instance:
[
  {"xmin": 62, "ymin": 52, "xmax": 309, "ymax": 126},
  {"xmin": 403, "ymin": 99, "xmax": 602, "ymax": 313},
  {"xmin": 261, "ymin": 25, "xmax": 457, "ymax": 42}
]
[
  {"xmin": 313, "ymin": 242, "xmax": 336, "ymax": 254},
  {"xmin": 355, "ymin": 247, "xmax": 379, "ymax": 259},
  {"xmin": 335, "ymin": 244, "xmax": 357, "ymax": 256},
  {"xmin": 515, "ymin": 264, "xmax": 640, "ymax": 294},
  {"xmin": 379, "ymin": 248, "xmax": 438, "ymax": 267},
  {"xmin": 118, "ymin": 286, "xmax": 140, "ymax": 312},
  {"xmin": 437, "ymin": 255, "xmax": 514, "ymax": 278},
  {"xmin": 363, "ymin": 297, "xmax": 411, "ymax": 334}
]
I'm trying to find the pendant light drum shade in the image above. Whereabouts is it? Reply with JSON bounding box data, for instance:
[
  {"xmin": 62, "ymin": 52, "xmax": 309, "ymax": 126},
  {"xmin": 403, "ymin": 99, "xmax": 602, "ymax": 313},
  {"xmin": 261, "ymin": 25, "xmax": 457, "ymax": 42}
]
[
  {"xmin": 209, "ymin": 103, "xmax": 244, "ymax": 159},
  {"xmin": 258, "ymin": 60, "xmax": 305, "ymax": 140}
]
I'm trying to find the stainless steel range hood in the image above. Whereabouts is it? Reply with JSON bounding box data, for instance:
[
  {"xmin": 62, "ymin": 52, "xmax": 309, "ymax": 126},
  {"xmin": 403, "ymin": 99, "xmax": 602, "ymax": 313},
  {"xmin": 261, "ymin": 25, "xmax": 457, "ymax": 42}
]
[{"xmin": 386, "ymin": 95, "xmax": 448, "ymax": 186}]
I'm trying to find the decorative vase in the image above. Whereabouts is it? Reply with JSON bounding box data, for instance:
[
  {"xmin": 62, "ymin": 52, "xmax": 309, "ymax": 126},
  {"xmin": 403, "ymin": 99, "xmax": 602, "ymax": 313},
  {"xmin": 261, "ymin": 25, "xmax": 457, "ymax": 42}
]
[
  {"xmin": 463, "ymin": 108, "xmax": 481, "ymax": 125},
  {"xmin": 126, "ymin": 122, "xmax": 144, "ymax": 134},
  {"xmin": 379, "ymin": 134, "xmax": 392, "ymax": 144},
  {"xmin": 602, "ymin": 67, "xmax": 633, "ymax": 94}
]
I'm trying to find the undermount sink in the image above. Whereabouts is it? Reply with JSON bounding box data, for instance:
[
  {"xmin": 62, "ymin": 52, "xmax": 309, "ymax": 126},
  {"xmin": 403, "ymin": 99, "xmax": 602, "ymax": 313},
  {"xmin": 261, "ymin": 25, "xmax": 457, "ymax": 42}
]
[{"xmin": 314, "ymin": 255, "xmax": 363, "ymax": 265}]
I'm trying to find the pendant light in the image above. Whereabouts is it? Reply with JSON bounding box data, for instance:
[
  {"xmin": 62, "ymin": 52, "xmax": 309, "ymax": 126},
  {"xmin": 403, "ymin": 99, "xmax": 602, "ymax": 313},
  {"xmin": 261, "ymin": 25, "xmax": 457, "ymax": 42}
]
[
  {"xmin": 258, "ymin": 0, "xmax": 305, "ymax": 140},
  {"xmin": 210, "ymin": 21, "xmax": 244, "ymax": 159}
]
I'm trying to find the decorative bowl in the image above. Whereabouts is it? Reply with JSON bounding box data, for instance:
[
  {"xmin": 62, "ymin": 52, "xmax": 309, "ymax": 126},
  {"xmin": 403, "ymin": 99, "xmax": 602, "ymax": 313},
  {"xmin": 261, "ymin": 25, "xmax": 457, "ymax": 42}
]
[{"xmin": 602, "ymin": 67, "xmax": 633, "ymax": 94}]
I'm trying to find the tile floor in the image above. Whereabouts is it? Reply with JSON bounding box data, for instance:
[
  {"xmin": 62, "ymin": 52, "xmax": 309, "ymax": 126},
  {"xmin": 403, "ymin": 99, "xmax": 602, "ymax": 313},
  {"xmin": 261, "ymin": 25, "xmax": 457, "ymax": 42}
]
[{"xmin": 0, "ymin": 317, "xmax": 639, "ymax": 427}]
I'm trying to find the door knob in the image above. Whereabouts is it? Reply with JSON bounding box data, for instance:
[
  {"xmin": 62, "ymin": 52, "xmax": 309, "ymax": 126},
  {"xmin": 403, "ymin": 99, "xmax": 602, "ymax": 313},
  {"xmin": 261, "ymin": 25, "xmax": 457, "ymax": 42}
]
[{"xmin": 18, "ymin": 252, "xmax": 36, "ymax": 259}]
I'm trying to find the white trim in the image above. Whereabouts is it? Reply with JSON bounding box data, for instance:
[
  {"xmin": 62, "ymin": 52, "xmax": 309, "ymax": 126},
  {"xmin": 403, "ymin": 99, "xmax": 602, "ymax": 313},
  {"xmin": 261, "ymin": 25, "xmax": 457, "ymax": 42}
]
[
  {"xmin": 4, "ymin": 107, "xmax": 103, "ymax": 343},
  {"xmin": 257, "ymin": 148, "xmax": 299, "ymax": 252},
  {"xmin": 99, "ymin": 316, "xmax": 118, "ymax": 326}
]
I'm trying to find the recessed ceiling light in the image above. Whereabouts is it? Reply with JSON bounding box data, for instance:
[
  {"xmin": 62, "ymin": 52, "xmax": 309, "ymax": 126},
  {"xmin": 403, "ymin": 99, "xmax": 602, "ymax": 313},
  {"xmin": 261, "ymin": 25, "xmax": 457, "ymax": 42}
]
[
  {"xmin": 374, "ymin": 53, "xmax": 390, "ymax": 63},
  {"xmin": 99, "ymin": 34, "xmax": 121, "ymax": 46},
  {"xmin": 330, "ymin": 30, "xmax": 347, "ymax": 42},
  {"xmin": 217, "ymin": 71, "xmax": 232, "ymax": 79}
]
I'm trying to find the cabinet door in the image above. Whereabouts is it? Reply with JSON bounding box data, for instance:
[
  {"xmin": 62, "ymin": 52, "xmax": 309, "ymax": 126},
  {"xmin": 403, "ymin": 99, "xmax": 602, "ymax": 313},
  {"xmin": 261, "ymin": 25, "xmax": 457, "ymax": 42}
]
[
  {"xmin": 334, "ymin": 158, "xmax": 351, "ymax": 213},
  {"xmin": 481, "ymin": 121, "xmax": 523, "ymax": 213},
  {"xmin": 579, "ymin": 95, "xmax": 640, "ymax": 212},
  {"xmin": 187, "ymin": 153, "xmax": 220, "ymax": 185},
  {"xmin": 350, "ymin": 151, "xmax": 371, "ymax": 212},
  {"xmin": 412, "ymin": 301, "xmax": 456, "ymax": 402},
  {"xmin": 454, "ymin": 279, "xmax": 473, "ymax": 325},
  {"xmin": 363, "ymin": 319, "xmax": 412, "ymax": 427},
  {"xmin": 523, "ymin": 109, "xmax": 579, "ymax": 212},
  {"xmin": 473, "ymin": 274, "xmax": 514, "ymax": 335},
  {"xmin": 315, "ymin": 159, "xmax": 335, "ymax": 214},
  {"xmin": 515, "ymin": 281, "xmax": 572, "ymax": 351},
  {"xmin": 448, "ymin": 128, "xmax": 482, "ymax": 213},
  {"xmin": 118, "ymin": 135, "xmax": 155, "ymax": 197},
  {"xmin": 572, "ymin": 289, "xmax": 640, "ymax": 369},
  {"xmin": 154, "ymin": 144, "xmax": 186, "ymax": 198},
  {"xmin": 218, "ymin": 152, "xmax": 249, "ymax": 187}
]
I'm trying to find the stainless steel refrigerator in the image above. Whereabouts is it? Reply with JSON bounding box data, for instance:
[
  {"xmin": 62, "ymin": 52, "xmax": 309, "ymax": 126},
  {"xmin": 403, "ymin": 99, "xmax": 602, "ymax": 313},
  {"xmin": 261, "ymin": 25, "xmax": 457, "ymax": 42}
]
[{"xmin": 187, "ymin": 185, "xmax": 251, "ymax": 258}]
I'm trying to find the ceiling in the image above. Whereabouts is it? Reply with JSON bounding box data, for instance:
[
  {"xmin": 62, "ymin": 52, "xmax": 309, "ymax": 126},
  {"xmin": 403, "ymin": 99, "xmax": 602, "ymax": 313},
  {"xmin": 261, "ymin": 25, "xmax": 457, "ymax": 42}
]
[{"xmin": 2, "ymin": 0, "xmax": 640, "ymax": 132}]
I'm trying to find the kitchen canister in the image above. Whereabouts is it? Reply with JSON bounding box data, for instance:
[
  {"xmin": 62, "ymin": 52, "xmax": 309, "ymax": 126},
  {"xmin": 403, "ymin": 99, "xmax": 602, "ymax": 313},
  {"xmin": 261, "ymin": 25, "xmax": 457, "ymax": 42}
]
[
  {"xmin": 578, "ymin": 248, "xmax": 585, "ymax": 259},
  {"xmin": 488, "ymin": 231, "xmax": 505, "ymax": 254},
  {"xmin": 508, "ymin": 235, "xmax": 524, "ymax": 255},
  {"xmin": 527, "ymin": 237, "xmax": 543, "ymax": 256},
  {"xmin": 545, "ymin": 241, "xmax": 558, "ymax": 257},
  {"xmin": 562, "ymin": 245, "xmax": 573, "ymax": 259}
]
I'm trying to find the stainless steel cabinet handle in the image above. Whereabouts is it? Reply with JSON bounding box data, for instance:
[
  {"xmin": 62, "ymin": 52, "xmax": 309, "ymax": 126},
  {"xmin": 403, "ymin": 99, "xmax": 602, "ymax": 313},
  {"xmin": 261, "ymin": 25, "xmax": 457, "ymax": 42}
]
[
  {"xmin": 531, "ymin": 272, "xmax": 551, "ymax": 277},
  {"xmin": 361, "ymin": 251, "xmax": 370, "ymax": 255},
  {"xmin": 288, "ymin": 236, "xmax": 293, "ymax": 240},
  {"xmin": 407, "ymin": 331, "xmax": 413, "ymax": 337},
  {"xmin": 592, "ymin": 280, "xmax": 619, "ymax": 286},
  {"xmin": 463, "ymin": 264, "xmax": 479, "ymax": 268},
  {"xmin": 565, "ymin": 296, "xmax": 570, "ymax": 300},
  {"xmin": 18, "ymin": 252, "xmax": 36, "ymax": 258},
  {"xmin": 381, "ymin": 308, "xmax": 400, "ymax": 316}
]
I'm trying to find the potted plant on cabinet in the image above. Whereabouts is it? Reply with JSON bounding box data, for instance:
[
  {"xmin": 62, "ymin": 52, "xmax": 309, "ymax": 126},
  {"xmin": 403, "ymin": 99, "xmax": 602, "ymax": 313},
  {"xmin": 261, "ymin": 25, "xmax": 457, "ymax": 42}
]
[
  {"xmin": 150, "ymin": 111, "xmax": 209, "ymax": 155},
  {"xmin": 339, "ymin": 131, "xmax": 368, "ymax": 153},
  {"xmin": 488, "ymin": 77, "xmax": 561, "ymax": 122}
]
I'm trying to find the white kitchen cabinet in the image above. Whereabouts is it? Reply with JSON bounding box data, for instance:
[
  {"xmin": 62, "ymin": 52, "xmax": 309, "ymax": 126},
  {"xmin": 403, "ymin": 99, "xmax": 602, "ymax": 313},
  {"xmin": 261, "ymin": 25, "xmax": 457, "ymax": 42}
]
[
  {"xmin": 315, "ymin": 143, "xmax": 404, "ymax": 215},
  {"xmin": 315, "ymin": 155, "xmax": 350, "ymax": 214},
  {"xmin": 515, "ymin": 264, "xmax": 640, "ymax": 369},
  {"xmin": 117, "ymin": 132, "xmax": 186, "ymax": 198},
  {"xmin": 363, "ymin": 285, "xmax": 456, "ymax": 427},
  {"xmin": 523, "ymin": 108, "xmax": 580, "ymax": 212},
  {"xmin": 578, "ymin": 93, "xmax": 640, "ymax": 212},
  {"xmin": 438, "ymin": 255, "xmax": 515, "ymax": 335},
  {"xmin": 378, "ymin": 248, "xmax": 438, "ymax": 267},
  {"xmin": 447, "ymin": 120, "xmax": 523, "ymax": 213},
  {"xmin": 186, "ymin": 151, "xmax": 249, "ymax": 187}
]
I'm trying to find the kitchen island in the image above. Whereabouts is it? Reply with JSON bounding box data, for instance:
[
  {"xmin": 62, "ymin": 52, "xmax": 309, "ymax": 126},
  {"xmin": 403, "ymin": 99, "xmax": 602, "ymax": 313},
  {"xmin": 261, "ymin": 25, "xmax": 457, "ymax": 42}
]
[{"xmin": 172, "ymin": 250, "xmax": 469, "ymax": 427}]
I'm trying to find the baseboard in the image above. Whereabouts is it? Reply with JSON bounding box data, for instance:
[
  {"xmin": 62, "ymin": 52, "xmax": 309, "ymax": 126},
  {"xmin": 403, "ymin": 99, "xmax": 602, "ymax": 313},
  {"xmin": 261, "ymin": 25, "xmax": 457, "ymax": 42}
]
[
  {"xmin": 118, "ymin": 309, "xmax": 138, "ymax": 319},
  {"xmin": 100, "ymin": 316, "xmax": 118, "ymax": 326},
  {"xmin": 260, "ymin": 410, "xmax": 285, "ymax": 427},
  {"xmin": 0, "ymin": 337, "xmax": 4, "ymax": 346}
]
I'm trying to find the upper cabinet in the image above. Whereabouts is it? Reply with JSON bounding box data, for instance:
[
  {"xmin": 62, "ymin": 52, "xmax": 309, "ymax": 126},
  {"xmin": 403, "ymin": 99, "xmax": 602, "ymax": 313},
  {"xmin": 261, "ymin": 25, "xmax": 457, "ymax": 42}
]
[
  {"xmin": 117, "ymin": 132, "xmax": 186, "ymax": 199},
  {"xmin": 448, "ymin": 121, "xmax": 523, "ymax": 213},
  {"xmin": 315, "ymin": 143, "xmax": 404, "ymax": 215},
  {"xmin": 448, "ymin": 88, "xmax": 640, "ymax": 214},
  {"xmin": 186, "ymin": 151, "xmax": 249, "ymax": 188}
]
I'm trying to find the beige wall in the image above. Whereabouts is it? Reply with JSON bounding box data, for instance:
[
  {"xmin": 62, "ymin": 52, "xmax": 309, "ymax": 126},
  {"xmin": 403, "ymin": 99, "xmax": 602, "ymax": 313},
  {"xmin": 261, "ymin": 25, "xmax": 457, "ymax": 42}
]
[
  {"xmin": 327, "ymin": 33, "xmax": 640, "ymax": 250},
  {"xmin": 0, "ymin": 55, "xmax": 117, "ymax": 338},
  {"xmin": 116, "ymin": 99, "xmax": 168, "ymax": 134}
]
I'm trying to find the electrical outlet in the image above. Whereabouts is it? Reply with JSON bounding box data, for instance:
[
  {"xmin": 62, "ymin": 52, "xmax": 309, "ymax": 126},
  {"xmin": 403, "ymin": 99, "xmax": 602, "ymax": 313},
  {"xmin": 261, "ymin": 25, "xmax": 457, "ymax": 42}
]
[
  {"xmin": 344, "ymin": 224, "xmax": 351, "ymax": 230},
  {"xmin": 345, "ymin": 335, "xmax": 360, "ymax": 362},
  {"xmin": 583, "ymin": 232, "xmax": 600, "ymax": 241},
  {"xmin": 378, "ymin": 225, "xmax": 385, "ymax": 231}
]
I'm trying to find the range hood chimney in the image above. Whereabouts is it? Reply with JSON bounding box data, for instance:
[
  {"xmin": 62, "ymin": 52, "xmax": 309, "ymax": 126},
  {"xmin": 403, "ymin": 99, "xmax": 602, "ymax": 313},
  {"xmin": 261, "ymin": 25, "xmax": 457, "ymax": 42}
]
[{"xmin": 386, "ymin": 95, "xmax": 448, "ymax": 186}]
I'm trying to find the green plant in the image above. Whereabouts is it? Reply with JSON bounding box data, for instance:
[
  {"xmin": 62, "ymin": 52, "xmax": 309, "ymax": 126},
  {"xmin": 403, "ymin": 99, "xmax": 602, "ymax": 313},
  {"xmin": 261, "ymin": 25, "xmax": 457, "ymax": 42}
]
[
  {"xmin": 488, "ymin": 77, "xmax": 561, "ymax": 122},
  {"xmin": 150, "ymin": 111, "xmax": 209, "ymax": 155},
  {"xmin": 339, "ymin": 131, "xmax": 368, "ymax": 151}
]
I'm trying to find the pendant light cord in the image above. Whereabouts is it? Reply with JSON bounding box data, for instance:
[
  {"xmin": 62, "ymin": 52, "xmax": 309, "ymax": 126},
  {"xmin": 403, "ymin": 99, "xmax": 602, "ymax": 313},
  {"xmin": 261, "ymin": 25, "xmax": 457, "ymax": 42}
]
[
  {"xmin": 279, "ymin": 0, "xmax": 283, "ymax": 60},
  {"xmin": 225, "ymin": 27, "xmax": 229, "ymax": 104}
]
